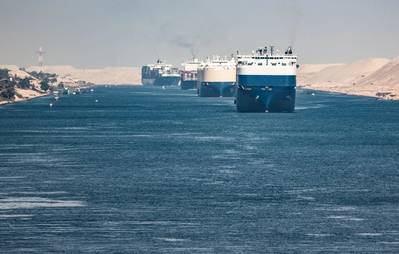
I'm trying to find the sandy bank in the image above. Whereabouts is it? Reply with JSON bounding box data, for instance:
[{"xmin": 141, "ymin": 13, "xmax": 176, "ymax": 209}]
[
  {"xmin": 1, "ymin": 64, "xmax": 142, "ymax": 106},
  {"xmin": 298, "ymin": 57, "xmax": 399, "ymax": 100},
  {"xmin": 0, "ymin": 89, "xmax": 48, "ymax": 106}
]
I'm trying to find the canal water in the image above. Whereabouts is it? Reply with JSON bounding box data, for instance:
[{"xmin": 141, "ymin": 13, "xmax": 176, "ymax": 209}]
[{"xmin": 0, "ymin": 86, "xmax": 398, "ymax": 253}]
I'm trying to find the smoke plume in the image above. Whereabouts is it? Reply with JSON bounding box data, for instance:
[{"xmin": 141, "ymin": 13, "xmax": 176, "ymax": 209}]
[{"xmin": 172, "ymin": 35, "xmax": 196, "ymax": 58}]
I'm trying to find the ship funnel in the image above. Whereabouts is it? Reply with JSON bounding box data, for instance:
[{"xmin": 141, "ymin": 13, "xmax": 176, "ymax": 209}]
[{"xmin": 285, "ymin": 46, "xmax": 293, "ymax": 55}]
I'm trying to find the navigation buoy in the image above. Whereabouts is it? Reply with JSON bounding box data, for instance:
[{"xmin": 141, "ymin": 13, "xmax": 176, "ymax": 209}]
[
  {"xmin": 311, "ymin": 92, "xmax": 315, "ymax": 96},
  {"xmin": 95, "ymin": 99, "xmax": 98, "ymax": 103},
  {"xmin": 49, "ymin": 103, "xmax": 53, "ymax": 107},
  {"xmin": 90, "ymin": 89, "xmax": 94, "ymax": 93},
  {"xmin": 162, "ymin": 86, "xmax": 165, "ymax": 90}
]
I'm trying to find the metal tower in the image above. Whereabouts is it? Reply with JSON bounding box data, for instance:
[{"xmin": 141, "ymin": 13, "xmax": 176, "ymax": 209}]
[{"xmin": 37, "ymin": 46, "xmax": 45, "ymax": 66}]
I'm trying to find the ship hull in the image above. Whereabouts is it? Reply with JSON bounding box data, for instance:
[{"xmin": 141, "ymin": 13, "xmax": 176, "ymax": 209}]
[
  {"xmin": 198, "ymin": 82, "xmax": 236, "ymax": 97},
  {"xmin": 236, "ymin": 75, "xmax": 296, "ymax": 112},
  {"xmin": 154, "ymin": 76, "xmax": 181, "ymax": 86},
  {"xmin": 180, "ymin": 80, "xmax": 197, "ymax": 90},
  {"xmin": 141, "ymin": 78, "xmax": 155, "ymax": 86}
]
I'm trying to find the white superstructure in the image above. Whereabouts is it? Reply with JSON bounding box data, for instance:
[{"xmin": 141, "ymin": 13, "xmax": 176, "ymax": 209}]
[
  {"xmin": 237, "ymin": 46, "xmax": 297, "ymax": 77},
  {"xmin": 159, "ymin": 65, "xmax": 180, "ymax": 77},
  {"xmin": 198, "ymin": 56, "xmax": 236, "ymax": 83},
  {"xmin": 181, "ymin": 58, "xmax": 203, "ymax": 81},
  {"xmin": 197, "ymin": 56, "xmax": 237, "ymax": 97},
  {"xmin": 181, "ymin": 58, "xmax": 203, "ymax": 72}
]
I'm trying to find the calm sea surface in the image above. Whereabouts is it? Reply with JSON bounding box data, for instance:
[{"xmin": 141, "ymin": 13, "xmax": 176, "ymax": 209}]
[{"xmin": 0, "ymin": 86, "xmax": 399, "ymax": 253}]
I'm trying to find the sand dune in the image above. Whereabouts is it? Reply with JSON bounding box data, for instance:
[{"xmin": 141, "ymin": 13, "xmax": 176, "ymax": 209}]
[
  {"xmin": 298, "ymin": 64, "xmax": 344, "ymax": 75},
  {"xmin": 27, "ymin": 65, "xmax": 141, "ymax": 85},
  {"xmin": 298, "ymin": 57, "xmax": 399, "ymax": 99},
  {"xmin": 299, "ymin": 58, "xmax": 390, "ymax": 85},
  {"xmin": 2, "ymin": 64, "xmax": 141, "ymax": 85},
  {"xmin": 357, "ymin": 57, "xmax": 399, "ymax": 86}
]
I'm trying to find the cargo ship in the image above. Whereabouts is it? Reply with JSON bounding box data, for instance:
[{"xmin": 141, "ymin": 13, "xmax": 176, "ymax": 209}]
[
  {"xmin": 197, "ymin": 56, "xmax": 236, "ymax": 97},
  {"xmin": 180, "ymin": 58, "xmax": 202, "ymax": 90},
  {"xmin": 141, "ymin": 60, "xmax": 181, "ymax": 86},
  {"xmin": 141, "ymin": 61, "xmax": 160, "ymax": 85},
  {"xmin": 236, "ymin": 46, "xmax": 298, "ymax": 112}
]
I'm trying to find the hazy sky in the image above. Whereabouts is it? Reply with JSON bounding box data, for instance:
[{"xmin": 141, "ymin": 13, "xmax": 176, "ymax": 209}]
[{"xmin": 1, "ymin": 0, "xmax": 399, "ymax": 67}]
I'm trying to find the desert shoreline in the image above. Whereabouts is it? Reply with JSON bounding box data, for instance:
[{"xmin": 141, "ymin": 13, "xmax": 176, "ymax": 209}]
[
  {"xmin": 0, "ymin": 92, "xmax": 49, "ymax": 107},
  {"xmin": 298, "ymin": 85, "xmax": 399, "ymax": 101},
  {"xmin": 298, "ymin": 57, "xmax": 399, "ymax": 101}
]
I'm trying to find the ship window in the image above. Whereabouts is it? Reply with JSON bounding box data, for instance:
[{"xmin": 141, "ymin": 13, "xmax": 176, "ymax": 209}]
[
  {"xmin": 248, "ymin": 62, "xmax": 253, "ymax": 65},
  {"xmin": 272, "ymin": 63, "xmax": 277, "ymax": 66},
  {"xmin": 258, "ymin": 63, "xmax": 262, "ymax": 66},
  {"xmin": 282, "ymin": 63, "xmax": 287, "ymax": 66}
]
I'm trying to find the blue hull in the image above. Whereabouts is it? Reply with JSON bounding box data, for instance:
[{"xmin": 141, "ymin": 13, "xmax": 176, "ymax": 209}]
[
  {"xmin": 181, "ymin": 80, "xmax": 197, "ymax": 90},
  {"xmin": 154, "ymin": 76, "xmax": 180, "ymax": 86},
  {"xmin": 238, "ymin": 75, "xmax": 296, "ymax": 87},
  {"xmin": 198, "ymin": 82, "xmax": 236, "ymax": 97},
  {"xmin": 236, "ymin": 75, "xmax": 296, "ymax": 112}
]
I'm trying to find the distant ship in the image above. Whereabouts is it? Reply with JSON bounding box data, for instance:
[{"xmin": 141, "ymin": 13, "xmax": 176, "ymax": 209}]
[
  {"xmin": 180, "ymin": 58, "xmax": 202, "ymax": 90},
  {"xmin": 141, "ymin": 60, "xmax": 181, "ymax": 86},
  {"xmin": 236, "ymin": 46, "xmax": 298, "ymax": 112},
  {"xmin": 197, "ymin": 57, "xmax": 236, "ymax": 97},
  {"xmin": 141, "ymin": 62, "xmax": 158, "ymax": 85}
]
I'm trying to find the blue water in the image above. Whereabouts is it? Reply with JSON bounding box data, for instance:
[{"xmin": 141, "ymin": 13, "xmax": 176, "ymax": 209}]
[{"xmin": 1, "ymin": 86, "xmax": 399, "ymax": 253}]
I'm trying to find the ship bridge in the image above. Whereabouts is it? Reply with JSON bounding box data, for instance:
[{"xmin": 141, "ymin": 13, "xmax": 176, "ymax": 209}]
[{"xmin": 237, "ymin": 46, "xmax": 297, "ymax": 67}]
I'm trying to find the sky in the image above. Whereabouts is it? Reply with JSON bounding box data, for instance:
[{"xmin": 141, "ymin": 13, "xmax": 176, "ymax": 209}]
[{"xmin": 1, "ymin": 0, "xmax": 399, "ymax": 68}]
